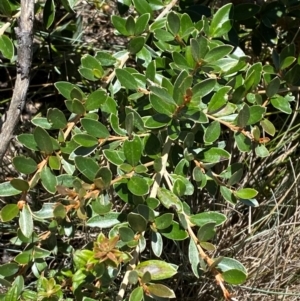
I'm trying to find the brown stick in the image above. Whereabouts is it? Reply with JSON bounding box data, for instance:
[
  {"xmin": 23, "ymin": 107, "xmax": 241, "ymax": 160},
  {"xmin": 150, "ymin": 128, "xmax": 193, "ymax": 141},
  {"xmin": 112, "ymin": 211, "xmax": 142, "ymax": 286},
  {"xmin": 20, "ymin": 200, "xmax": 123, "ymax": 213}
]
[{"xmin": 0, "ymin": 0, "xmax": 34, "ymax": 163}]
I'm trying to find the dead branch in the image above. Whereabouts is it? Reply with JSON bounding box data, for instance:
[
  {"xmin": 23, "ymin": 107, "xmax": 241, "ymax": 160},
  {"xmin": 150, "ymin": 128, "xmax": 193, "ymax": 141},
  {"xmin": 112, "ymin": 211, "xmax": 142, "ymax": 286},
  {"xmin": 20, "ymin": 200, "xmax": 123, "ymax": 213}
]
[{"xmin": 0, "ymin": 0, "xmax": 34, "ymax": 163}]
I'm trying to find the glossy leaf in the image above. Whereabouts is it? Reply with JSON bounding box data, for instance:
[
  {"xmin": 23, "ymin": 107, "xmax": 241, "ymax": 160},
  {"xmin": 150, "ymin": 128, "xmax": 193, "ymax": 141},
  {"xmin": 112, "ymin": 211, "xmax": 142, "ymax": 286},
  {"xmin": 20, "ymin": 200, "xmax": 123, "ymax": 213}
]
[
  {"xmin": 136, "ymin": 260, "xmax": 177, "ymax": 280},
  {"xmin": 270, "ymin": 95, "xmax": 292, "ymax": 114},
  {"xmin": 235, "ymin": 188, "xmax": 258, "ymax": 199},
  {"xmin": 147, "ymin": 283, "xmax": 176, "ymax": 298},
  {"xmin": 1, "ymin": 204, "xmax": 19, "ymax": 222},
  {"xmin": 209, "ymin": 3, "xmax": 232, "ymax": 38},
  {"xmin": 160, "ymin": 221, "xmax": 188, "ymax": 240},
  {"xmin": 43, "ymin": 0, "xmax": 55, "ymax": 29},
  {"xmin": 116, "ymin": 68, "xmax": 139, "ymax": 90}
]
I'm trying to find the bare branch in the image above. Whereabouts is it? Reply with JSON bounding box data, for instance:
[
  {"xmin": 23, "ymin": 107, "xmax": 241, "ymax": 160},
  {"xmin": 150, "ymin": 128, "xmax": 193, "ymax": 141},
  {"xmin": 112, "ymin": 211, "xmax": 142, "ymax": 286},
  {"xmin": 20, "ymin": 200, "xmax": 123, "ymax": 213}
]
[{"xmin": 0, "ymin": 0, "xmax": 34, "ymax": 163}]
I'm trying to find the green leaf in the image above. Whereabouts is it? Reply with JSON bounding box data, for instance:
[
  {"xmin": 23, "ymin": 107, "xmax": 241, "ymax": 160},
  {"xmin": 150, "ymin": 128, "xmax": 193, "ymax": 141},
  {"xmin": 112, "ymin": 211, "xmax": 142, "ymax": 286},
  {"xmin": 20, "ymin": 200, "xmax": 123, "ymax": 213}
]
[
  {"xmin": 149, "ymin": 93, "xmax": 176, "ymax": 116},
  {"xmin": 33, "ymin": 127, "xmax": 53, "ymax": 154},
  {"xmin": 216, "ymin": 257, "xmax": 247, "ymax": 282},
  {"xmin": 150, "ymin": 86, "xmax": 176, "ymax": 106},
  {"xmin": 111, "ymin": 15, "xmax": 129, "ymax": 35},
  {"xmin": 234, "ymin": 132, "xmax": 251, "ymax": 152},
  {"xmin": 151, "ymin": 231, "xmax": 163, "ymax": 257},
  {"xmin": 95, "ymin": 50, "xmax": 117, "ymax": 66},
  {"xmin": 192, "ymin": 78, "xmax": 216, "ymax": 99},
  {"xmin": 0, "ymin": 181, "xmax": 22, "ymax": 197},
  {"xmin": 129, "ymin": 286, "xmax": 143, "ymax": 301},
  {"xmin": 204, "ymin": 45, "xmax": 233, "ymax": 63},
  {"xmin": 209, "ymin": 3, "xmax": 232, "ymax": 38},
  {"xmin": 0, "ymin": 35, "xmax": 14, "ymax": 60},
  {"xmin": 204, "ymin": 121, "xmax": 220, "ymax": 144},
  {"xmin": 188, "ymin": 238, "xmax": 200, "ymax": 278},
  {"xmin": 81, "ymin": 118, "xmax": 110, "ymax": 138},
  {"xmin": 197, "ymin": 222, "xmax": 216, "ymax": 242},
  {"xmin": 103, "ymin": 149, "xmax": 125, "ymax": 166},
  {"xmin": 167, "ymin": 11, "xmax": 180, "ymax": 35},
  {"xmin": 110, "ymin": 114, "xmax": 127, "ymax": 136},
  {"xmin": 157, "ymin": 188, "xmax": 183, "ymax": 212},
  {"xmin": 190, "ymin": 38, "xmax": 200, "ymax": 62},
  {"xmin": 126, "ymin": 16, "xmax": 135, "ymax": 35},
  {"xmin": 200, "ymin": 147, "xmax": 230, "ymax": 163},
  {"xmin": 10, "ymin": 179, "xmax": 29, "ymax": 191},
  {"xmin": 81, "ymin": 54, "xmax": 103, "ymax": 74},
  {"xmin": 128, "ymin": 36, "xmax": 145, "ymax": 54},
  {"xmin": 237, "ymin": 103, "xmax": 250, "ymax": 128},
  {"xmin": 123, "ymin": 135, "xmax": 143, "ymax": 166},
  {"xmin": 128, "ymin": 212, "xmax": 147, "ymax": 232},
  {"xmin": 87, "ymin": 212, "xmax": 122, "ymax": 228},
  {"xmin": 40, "ymin": 166, "xmax": 57, "ymax": 194},
  {"xmin": 148, "ymin": 283, "xmax": 176, "ymax": 298},
  {"xmin": 132, "ymin": 0, "xmax": 153, "ymax": 16},
  {"xmin": 136, "ymin": 260, "xmax": 177, "ymax": 280},
  {"xmin": 220, "ymin": 186, "xmax": 237, "ymax": 204},
  {"xmin": 54, "ymin": 82, "xmax": 77, "ymax": 100},
  {"xmin": 190, "ymin": 212, "xmax": 226, "ymax": 227},
  {"xmin": 270, "ymin": 95, "xmax": 292, "ymax": 114},
  {"xmin": 31, "ymin": 117, "xmax": 52, "ymax": 129},
  {"xmin": 160, "ymin": 221, "xmax": 188, "ymax": 240},
  {"xmin": 43, "ymin": 0, "xmax": 55, "ymax": 29},
  {"xmin": 260, "ymin": 119, "xmax": 275, "ymax": 136},
  {"xmin": 73, "ymin": 134, "xmax": 98, "ymax": 147},
  {"xmin": 207, "ymin": 86, "xmax": 231, "ymax": 114},
  {"xmin": 255, "ymin": 144, "xmax": 269, "ymax": 157},
  {"xmin": 247, "ymin": 105, "xmax": 266, "ymax": 125},
  {"xmin": 47, "ymin": 108, "xmax": 67, "ymax": 129},
  {"xmin": 85, "ymin": 89, "xmax": 107, "ymax": 111},
  {"xmin": 119, "ymin": 227, "xmax": 135, "ymax": 242},
  {"xmin": 0, "ymin": 0, "xmax": 12, "ymax": 16},
  {"xmin": 116, "ymin": 68, "xmax": 138, "ymax": 90},
  {"xmin": 127, "ymin": 176, "xmax": 148, "ymax": 196},
  {"xmin": 74, "ymin": 156, "xmax": 99, "ymax": 181},
  {"xmin": 17, "ymin": 134, "xmax": 38, "ymax": 151},
  {"xmin": 280, "ymin": 56, "xmax": 296, "ymax": 70},
  {"xmin": 144, "ymin": 114, "xmax": 171, "ymax": 129},
  {"xmin": 19, "ymin": 204, "xmax": 33, "ymax": 238},
  {"xmin": 135, "ymin": 13, "xmax": 150, "ymax": 35},
  {"xmin": 155, "ymin": 213, "xmax": 174, "ymax": 230},
  {"xmin": 0, "ymin": 263, "xmax": 19, "ymax": 277},
  {"xmin": 222, "ymin": 269, "xmax": 247, "ymax": 285},
  {"xmin": 1, "ymin": 204, "xmax": 19, "ymax": 222},
  {"xmin": 235, "ymin": 188, "xmax": 258, "ymax": 199},
  {"xmin": 266, "ymin": 76, "xmax": 280, "ymax": 98},
  {"xmin": 13, "ymin": 156, "xmax": 37, "ymax": 174}
]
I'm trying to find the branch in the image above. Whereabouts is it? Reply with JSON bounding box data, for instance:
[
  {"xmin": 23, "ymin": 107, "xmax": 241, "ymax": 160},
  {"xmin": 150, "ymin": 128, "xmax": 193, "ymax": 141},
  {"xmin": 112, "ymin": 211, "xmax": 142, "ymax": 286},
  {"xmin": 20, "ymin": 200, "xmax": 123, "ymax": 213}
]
[
  {"xmin": 0, "ymin": 0, "xmax": 34, "ymax": 163},
  {"xmin": 116, "ymin": 137, "xmax": 173, "ymax": 301}
]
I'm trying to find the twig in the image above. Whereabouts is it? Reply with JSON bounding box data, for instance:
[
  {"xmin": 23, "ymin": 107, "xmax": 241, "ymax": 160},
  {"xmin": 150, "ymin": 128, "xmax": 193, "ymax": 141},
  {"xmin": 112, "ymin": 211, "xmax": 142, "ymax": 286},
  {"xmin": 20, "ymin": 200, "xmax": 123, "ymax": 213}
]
[
  {"xmin": 116, "ymin": 137, "xmax": 173, "ymax": 301},
  {"xmin": 156, "ymin": 0, "xmax": 179, "ymax": 20},
  {"xmin": 0, "ymin": 0, "xmax": 34, "ymax": 163}
]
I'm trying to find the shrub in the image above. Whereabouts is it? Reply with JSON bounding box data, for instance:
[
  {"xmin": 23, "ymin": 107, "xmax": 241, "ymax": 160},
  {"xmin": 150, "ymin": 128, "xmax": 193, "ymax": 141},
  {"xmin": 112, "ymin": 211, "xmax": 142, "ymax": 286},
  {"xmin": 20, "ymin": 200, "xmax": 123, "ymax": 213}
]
[{"xmin": 0, "ymin": 0, "xmax": 299, "ymax": 300}]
